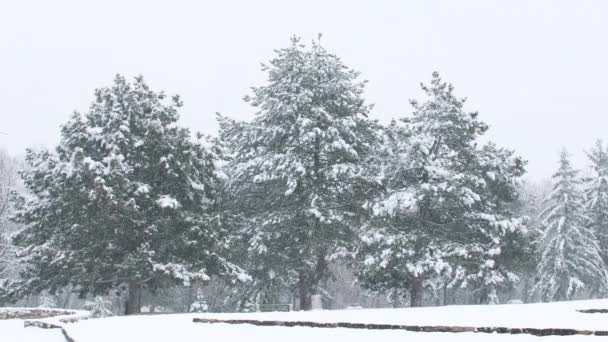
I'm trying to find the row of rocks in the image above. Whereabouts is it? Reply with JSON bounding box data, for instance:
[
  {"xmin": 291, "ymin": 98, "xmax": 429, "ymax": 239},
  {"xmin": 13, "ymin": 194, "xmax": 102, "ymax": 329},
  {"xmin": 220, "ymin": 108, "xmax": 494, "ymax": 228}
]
[
  {"xmin": 578, "ymin": 308, "xmax": 608, "ymax": 314},
  {"xmin": 24, "ymin": 320, "xmax": 76, "ymax": 342},
  {"xmin": 193, "ymin": 318, "xmax": 608, "ymax": 337},
  {"xmin": 0, "ymin": 308, "xmax": 75, "ymax": 320}
]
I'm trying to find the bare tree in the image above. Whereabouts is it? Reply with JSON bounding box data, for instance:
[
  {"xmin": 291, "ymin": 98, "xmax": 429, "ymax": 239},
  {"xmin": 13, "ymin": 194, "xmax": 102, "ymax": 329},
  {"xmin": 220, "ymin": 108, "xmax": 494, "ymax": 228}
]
[{"xmin": 0, "ymin": 149, "xmax": 20, "ymax": 279}]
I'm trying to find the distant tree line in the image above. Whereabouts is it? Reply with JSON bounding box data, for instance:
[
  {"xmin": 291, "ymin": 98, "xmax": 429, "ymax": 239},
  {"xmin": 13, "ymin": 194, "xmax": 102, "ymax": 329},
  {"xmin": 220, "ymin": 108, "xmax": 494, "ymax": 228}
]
[{"xmin": 1, "ymin": 37, "xmax": 607, "ymax": 314}]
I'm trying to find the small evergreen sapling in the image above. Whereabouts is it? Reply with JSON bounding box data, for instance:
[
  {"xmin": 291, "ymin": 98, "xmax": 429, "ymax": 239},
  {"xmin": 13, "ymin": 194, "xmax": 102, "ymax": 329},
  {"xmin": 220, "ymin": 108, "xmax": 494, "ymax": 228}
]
[
  {"xmin": 83, "ymin": 296, "xmax": 114, "ymax": 318},
  {"xmin": 189, "ymin": 288, "xmax": 209, "ymax": 313}
]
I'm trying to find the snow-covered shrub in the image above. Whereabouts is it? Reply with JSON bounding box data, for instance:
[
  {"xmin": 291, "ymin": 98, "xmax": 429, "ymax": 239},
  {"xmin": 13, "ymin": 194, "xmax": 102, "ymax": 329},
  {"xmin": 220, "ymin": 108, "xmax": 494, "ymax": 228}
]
[
  {"xmin": 239, "ymin": 301, "xmax": 256, "ymax": 313},
  {"xmin": 189, "ymin": 289, "xmax": 208, "ymax": 313},
  {"xmin": 37, "ymin": 293, "xmax": 57, "ymax": 308},
  {"xmin": 83, "ymin": 296, "xmax": 113, "ymax": 318}
]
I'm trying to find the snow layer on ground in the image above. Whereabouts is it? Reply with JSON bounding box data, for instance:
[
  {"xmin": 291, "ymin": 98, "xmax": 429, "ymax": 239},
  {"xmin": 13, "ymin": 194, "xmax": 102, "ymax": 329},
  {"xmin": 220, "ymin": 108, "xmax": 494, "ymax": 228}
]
[
  {"xmin": 64, "ymin": 299, "xmax": 608, "ymax": 341},
  {"xmin": 5, "ymin": 299, "xmax": 608, "ymax": 342},
  {"xmin": 64, "ymin": 315, "xmax": 607, "ymax": 342},
  {"xmin": 0, "ymin": 319, "xmax": 65, "ymax": 342},
  {"xmin": 194, "ymin": 298, "xmax": 608, "ymax": 331}
]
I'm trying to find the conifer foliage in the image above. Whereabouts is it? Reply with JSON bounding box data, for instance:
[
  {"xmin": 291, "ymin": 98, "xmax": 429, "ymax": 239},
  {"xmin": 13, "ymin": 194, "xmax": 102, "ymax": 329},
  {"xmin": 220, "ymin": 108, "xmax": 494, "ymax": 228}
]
[
  {"xmin": 220, "ymin": 37, "xmax": 376, "ymax": 310},
  {"xmin": 585, "ymin": 140, "xmax": 608, "ymax": 263},
  {"xmin": 357, "ymin": 73, "xmax": 527, "ymax": 306},
  {"xmin": 5, "ymin": 76, "xmax": 243, "ymax": 314},
  {"xmin": 533, "ymin": 149, "xmax": 608, "ymax": 301},
  {"xmin": 5, "ymin": 37, "xmax": 604, "ymax": 312}
]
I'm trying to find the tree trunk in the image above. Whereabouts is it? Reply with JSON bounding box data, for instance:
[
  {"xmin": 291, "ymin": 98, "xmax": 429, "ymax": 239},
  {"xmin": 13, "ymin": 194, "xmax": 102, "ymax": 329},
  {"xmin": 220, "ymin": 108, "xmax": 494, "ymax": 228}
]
[
  {"xmin": 298, "ymin": 273, "xmax": 311, "ymax": 310},
  {"xmin": 390, "ymin": 290, "xmax": 401, "ymax": 308},
  {"xmin": 448, "ymin": 287, "xmax": 456, "ymax": 305},
  {"xmin": 410, "ymin": 277, "xmax": 424, "ymax": 307},
  {"xmin": 125, "ymin": 281, "xmax": 142, "ymax": 315}
]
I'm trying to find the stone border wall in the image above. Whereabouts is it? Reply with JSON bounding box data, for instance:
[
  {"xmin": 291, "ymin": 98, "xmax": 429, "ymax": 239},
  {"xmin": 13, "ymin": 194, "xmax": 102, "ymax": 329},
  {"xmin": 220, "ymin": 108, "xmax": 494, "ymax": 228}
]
[
  {"xmin": 193, "ymin": 317, "xmax": 608, "ymax": 337},
  {"xmin": 17, "ymin": 309, "xmax": 90, "ymax": 342},
  {"xmin": 24, "ymin": 320, "xmax": 77, "ymax": 342},
  {"xmin": 577, "ymin": 309, "xmax": 608, "ymax": 314},
  {"xmin": 0, "ymin": 308, "xmax": 76, "ymax": 320}
]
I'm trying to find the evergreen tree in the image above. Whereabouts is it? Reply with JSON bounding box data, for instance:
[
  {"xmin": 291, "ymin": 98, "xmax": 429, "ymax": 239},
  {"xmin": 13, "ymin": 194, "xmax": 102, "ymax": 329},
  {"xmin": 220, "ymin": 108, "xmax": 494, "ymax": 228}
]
[
  {"xmin": 508, "ymin": 181, "xmax": 547, "ymax": 301},
  {"xmin": 532, "ymin": 149, "xmax": 608, "ymax": 301},
  {"xmin": 221, "ymin": 37, "xmax": 376, "ymax": 310},
  {"xmin": 357, "ymin": 72, "xmax": 527, "ymax": 306},
  {"xmin": 585, "ymin": 139, "xmax": 608, "ymax": 263},
  {"xmin": 3, "ymin": 75, "xmax": 245, "ymax": 314},
  {"xmin": 211, "ymin": 122, "xmax": 293, "ymax": 311}
]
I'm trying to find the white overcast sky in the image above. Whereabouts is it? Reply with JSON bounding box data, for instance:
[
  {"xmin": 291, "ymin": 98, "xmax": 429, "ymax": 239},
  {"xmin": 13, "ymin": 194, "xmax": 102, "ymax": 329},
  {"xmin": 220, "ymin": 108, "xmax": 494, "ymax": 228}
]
[{"xmin": 1, "ymin": 0, "xmax": 607, "ymax": 180}]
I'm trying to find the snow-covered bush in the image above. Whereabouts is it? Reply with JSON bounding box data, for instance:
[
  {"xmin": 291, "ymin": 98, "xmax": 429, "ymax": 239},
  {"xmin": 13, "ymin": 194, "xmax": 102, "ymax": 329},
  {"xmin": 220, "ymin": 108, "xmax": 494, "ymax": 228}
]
[
  {"xmin": 83, "ymin": 296, "xmax": 113, "ymax": 318},
  {"xmin": 37, "ymin": 293, "xmax": 57, "ymax": 308},
  {"xmin": 189, "ymin": 289, "xmax": 208, "ymax": 313}
]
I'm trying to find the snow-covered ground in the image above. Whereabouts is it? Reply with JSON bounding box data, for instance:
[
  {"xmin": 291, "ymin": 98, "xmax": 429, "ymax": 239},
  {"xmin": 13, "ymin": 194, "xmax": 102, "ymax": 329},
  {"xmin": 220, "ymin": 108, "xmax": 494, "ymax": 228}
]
[
  {"xmin": 194, "ymin": 299, "xmax": 608, "ymax": 331},
  {"xmin": 0, "ymin": 319, "xmax": 65, "ymax": 342},
  {"xmin": 65, "ymin": 316, "xmax": 606, "ymax": 342},
  {"xmin": 4, "ymin": 299, "xmax": 608, "ymax": 341}
]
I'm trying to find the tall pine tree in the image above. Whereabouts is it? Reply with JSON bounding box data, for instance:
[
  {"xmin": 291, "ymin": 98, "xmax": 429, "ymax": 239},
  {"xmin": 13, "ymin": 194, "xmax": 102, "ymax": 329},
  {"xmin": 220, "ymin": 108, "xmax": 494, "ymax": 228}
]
[
  {"xmin": 221, "ymin": 37, "xmax": 376, "ymax": 310},
  {"xmin": 533, "ymin": 149, "xmax": 608, "ymax": 301},
  {"xmin": 357, "ymin": 72, "xmax": 527, "ymax": 306},
  {"xmin": 585, "ymin": 139, "xmax": 608, "ymax": 263},
  {"xmin": 4, "ymin": 75, "xmax": 245, "ymax": 314}
]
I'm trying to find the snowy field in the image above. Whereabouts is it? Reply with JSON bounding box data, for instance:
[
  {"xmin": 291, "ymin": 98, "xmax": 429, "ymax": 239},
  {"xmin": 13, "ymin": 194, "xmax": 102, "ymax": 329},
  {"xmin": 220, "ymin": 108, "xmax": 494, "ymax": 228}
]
[
  {"xmin": 193, "ymin": 299, "xmax": 608, "ymax": 331},
  {"xmin": 3, "ymin": 300, "xmax": 608, "ymax": 341},
  {"xmin": 1, "ymin": 319, "xmax": 65, "ymax": 342}
]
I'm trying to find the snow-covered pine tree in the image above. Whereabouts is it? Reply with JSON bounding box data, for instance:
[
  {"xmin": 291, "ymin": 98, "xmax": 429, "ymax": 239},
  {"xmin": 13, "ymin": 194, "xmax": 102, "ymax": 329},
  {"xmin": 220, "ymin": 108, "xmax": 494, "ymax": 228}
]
[
  {"xmin": 585, "ymin": 139, "xmax": 608, "ymax": 263},
  {"xmin": 501, "ymin": 180, "xmax": 551, "ymax": 302},
  {"xmin": 533, "ymin": 149, "xmax": 608, "ymax": 301},
  {"xmin": 205, "ymin": 123, "xmax": 289, "ymax": 311},
  {"xmin": 220, "ymin": 37, "xmax": 376, "ymax": 310},
  {"xmin": 4, "ymin": 75, "xmax": 245, "ymax": 314},
  {"xmin": 357, "ymin": 72, "xmax": 527, "ymax": 306}
]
